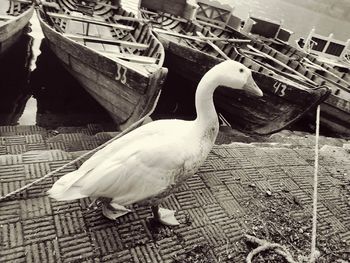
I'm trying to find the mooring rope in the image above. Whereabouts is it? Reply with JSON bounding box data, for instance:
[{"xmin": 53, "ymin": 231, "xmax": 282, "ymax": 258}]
[
  {"xmin": 245, "ymin": 105, "xmax": 322, "ymax": 262},
  {"xmin": 0, "ymin": 90, "xmax": 162, "ymax": 202},
  {"xmin": 310, "ymin": 105, "xmax": 321, "ymax": 262}
]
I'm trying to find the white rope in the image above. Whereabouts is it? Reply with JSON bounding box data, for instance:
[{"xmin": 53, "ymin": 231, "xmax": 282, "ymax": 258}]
[
  {"xmin": 0, "ymin": 90, "xmax": 162, "ymax": 202},
  {"xmin": 245, "ymin": 105, "xmax": 322, "ymax": 262},
  {"xmin": 245, "ymin": 235, "xmax": 297, "ymax": 263},
  {"xmin": 310, "ymin": 105, "xmax": 321, "ymax": 262}
]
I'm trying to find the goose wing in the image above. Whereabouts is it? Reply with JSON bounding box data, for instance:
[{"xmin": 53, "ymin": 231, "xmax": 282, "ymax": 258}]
[
  {"xmin": 49, "ymin": 120, "xmax": 194, "ymax": 202},
  {"xmin": 78, "ymin": 136, "xmax": 190, "ymax": 204}
]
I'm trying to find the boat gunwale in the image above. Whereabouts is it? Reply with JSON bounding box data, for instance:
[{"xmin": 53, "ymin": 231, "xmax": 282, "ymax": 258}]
[
  {"xmin": 0, "ymin": 2, "xmax": 34, "ymax": 26},
  {"xmin": 37, "ymin": 1, "xmax": 166, "ymax": 77},
  {"xmin": 36, "ymin": 1, "xmax": 169, "ymax": 128},
  {"xmin": 141, "ymin": 8, "xmax": 333, "ymax": 134},
  {"xmin": 152, "ymin": 16, "xmax": 331, "ymax": 95}
]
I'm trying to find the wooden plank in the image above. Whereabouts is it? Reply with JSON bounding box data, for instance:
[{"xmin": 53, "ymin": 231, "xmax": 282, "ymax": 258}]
[
  {"xmin": 301, "ymin": 57, "xmax": 350, "ymax": 88},
  {"xmin": 96, "ymin": 2, "xmax": 119, "ymax": 9},
  {"xmin": 141, "ymin": 9, "xmax": 188, "ymax": 23},
  {"xmin": 247, "ymin": 45, "xmax": 318, "ymax": 86},
  {"xmin": 196, "ymin": 19, "xmax": 233, "ymax": 32},
  {"xmin": 0, "ymin": 15, "xmax": 15, "ymax": 20},
  {"xmin": 113, "ymin": 15, "xmax": 149, "ymax": 23},
  {"xmin": 196, "ymin": 31, "xmax": 230, "ymax": 59},
  {"xmin": 10, "ymin": 0, "xmax": 32, "ymax": 3},
  {"xmin": 98, "ymin": 50, "xmax": 157, "ymax": 64},
  {"xmin": 46, "ymin": 12, "xmax": 134, "ymax": 31},
  {"xmin": 63, "ymin": 33, "xmax": 149, "ymax": 50},
  {"xmin": 154, "ymin": 28, "xmax": 250, "ymax": 43}
]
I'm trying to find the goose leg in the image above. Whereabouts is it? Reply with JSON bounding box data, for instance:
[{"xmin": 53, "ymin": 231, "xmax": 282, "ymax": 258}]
[
  {"xmin": 151, "ymin": 205, "xmax": 180, "ymax": 226},
  {"xmin": 102, "ymin": 198, "xmax": 131, "ymax": 220}
]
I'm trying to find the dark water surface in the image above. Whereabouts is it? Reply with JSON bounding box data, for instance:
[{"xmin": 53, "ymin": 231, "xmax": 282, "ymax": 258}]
[
  {"xmin": 0, "ymin": 35, "xmax": 114, "ymax": 128},
  {"xmin": 0, "ymin": 13, "xmax": 115, "ymax": 128},
  {"xmin": 0, "ymin": 34, "xmax": 32, "ymax": 126}
]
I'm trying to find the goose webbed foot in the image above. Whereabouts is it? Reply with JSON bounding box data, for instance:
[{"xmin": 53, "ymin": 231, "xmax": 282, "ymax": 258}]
[
  {"xmin": 151, "ymin": 205, "xmax": 180, "ymax": 226},
  {"xmin": 101, "ymin": 199, "xmax": 131, "ymax": 220}
]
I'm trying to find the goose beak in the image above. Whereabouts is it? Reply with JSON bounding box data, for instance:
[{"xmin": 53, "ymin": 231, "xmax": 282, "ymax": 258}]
[{"xmin": 244, "ymin": 75, "xmax": 263, "ymax": 97}]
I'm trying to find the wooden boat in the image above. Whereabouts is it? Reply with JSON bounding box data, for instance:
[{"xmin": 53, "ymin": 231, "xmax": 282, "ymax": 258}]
[
  {"xmin": 238, "ymin": 15, "xmax": 350, "ymax": 83},
  {"xmin": 0, "ymin": 0, "xmax": 34, "ymax": 56},
  {"xmin": 193, "ymin": 0, "xmax": 350, "ymax": 136},
  {"xmin": 140, "ymin": 0, "xmax": 330, "ymax": 135},
  {"xmin": 208, "ymin": 5, "xmax": 350, "ymax": 84},
  {"xmin": 241, "ymin": 15, "xmax": 293, "ymax": 45},
  {"xmin": 295, "ymin": 28, "xmax": 350, "ymax": 70},
  {"xmin": 36, "ymin": 0, "xmax": 168, "ymax": 129},
  {"xmin": 245, "ymin": 41, "xmax": 350, "ymax": 136},
  {"xmin": 30, "ymin": 39, "xmax": 116, "ymax": 128}
]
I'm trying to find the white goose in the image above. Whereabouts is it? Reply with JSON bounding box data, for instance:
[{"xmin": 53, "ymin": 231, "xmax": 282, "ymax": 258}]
[{"xmin": 48, "ymin": 60, "xmax": 263, "ymax": 226}]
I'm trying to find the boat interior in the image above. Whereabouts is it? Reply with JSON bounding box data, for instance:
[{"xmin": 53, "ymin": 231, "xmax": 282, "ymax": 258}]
[
  {"xmin": 140, "ymin": 0, "xmax": 310, "ymax": 94},
  {"xmin": 39, "ymin": 0, "xmax": 165, "ymax": 73},
  {"xmin": 0, "ymin": 0, "xmax": 32, "ymax": 25},
  {"xmin": 248, "ymin": 42, "xmax": 350, "ymax": 97}
]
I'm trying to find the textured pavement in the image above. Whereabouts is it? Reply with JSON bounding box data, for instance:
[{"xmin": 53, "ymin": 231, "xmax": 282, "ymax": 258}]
[{"xmin": 0, "ymin": 124, "xmax": 349, "ymax": 262}]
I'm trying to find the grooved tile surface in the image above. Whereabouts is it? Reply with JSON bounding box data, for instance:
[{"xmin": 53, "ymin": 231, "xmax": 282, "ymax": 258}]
[{"xmin": 0, "ymin": 125, "xmax": 349, "ymax": 262}]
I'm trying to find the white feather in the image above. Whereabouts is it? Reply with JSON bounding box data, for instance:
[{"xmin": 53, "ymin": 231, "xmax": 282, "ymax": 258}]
[{"xmin": 48, "ymin": 61, "xmax": 263, "ymax": 210}]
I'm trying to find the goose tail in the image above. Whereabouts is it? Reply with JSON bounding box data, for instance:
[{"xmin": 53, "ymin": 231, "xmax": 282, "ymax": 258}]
[{"xmin": 47, "ymin": 169, "xmax": 89, "ymax": 201}]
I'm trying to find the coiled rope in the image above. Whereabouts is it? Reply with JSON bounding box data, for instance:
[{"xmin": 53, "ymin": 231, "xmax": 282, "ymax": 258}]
[{"xmin": 0, "ymin": 91, "xmax": 162, "ymax": 202}]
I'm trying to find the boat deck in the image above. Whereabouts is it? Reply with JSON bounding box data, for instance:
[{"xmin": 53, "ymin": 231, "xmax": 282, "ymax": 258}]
[
  {"xmin": 0, "ymin": 124, "xmax": 349, "ymax": 262},
  {"xmin": 60, "ymin": 2, "xmax": 158, "ymax": 75},
  {"xmin": 0, "ymin": 2, "xmax": 11, "ymax": 26},
  {"xmin": 65, "ymin": 11, "xmax": 120, "ymax": 52}
]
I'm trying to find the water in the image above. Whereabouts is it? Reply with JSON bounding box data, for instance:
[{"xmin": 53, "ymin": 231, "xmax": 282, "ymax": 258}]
[{"xmin": 0, "ymin": 13, "xmax": 113, "ymax": 128}]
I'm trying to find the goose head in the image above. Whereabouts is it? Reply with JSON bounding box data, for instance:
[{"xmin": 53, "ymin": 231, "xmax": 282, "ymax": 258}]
[
  {"xmin": 196, "ymin": 61, "xmax": 263, "ymax": 125},
  {"xmin": 210, "ymin": 60, "xmax": 263, "ymax": 97}
]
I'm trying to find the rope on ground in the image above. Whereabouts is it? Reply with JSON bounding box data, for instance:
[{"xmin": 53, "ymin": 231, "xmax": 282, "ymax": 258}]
[
  {"xmin": 310, "ymin": 105, "xmax": 321, "ymax": 262},
  {"xmin": 0, "ymin": 91, "xmax": 162, "ymax": 203},
  {"xmin": 245, "ymin": 105, "xmax": 322, "ymax": 263},
  {"xmin": 245, "ymin": 235, "xmax": 297, "ymax": 263}
]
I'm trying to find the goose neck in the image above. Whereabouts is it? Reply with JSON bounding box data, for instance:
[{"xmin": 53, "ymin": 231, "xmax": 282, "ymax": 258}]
[{"xmin": 194, "ymin": 74, "xmax": 218, "ymax": 126}]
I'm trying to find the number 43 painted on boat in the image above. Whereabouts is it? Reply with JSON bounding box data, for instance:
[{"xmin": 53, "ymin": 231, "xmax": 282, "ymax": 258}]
[{"xmin": 273, "ymin": 81, "xmax": 287, "ymax": 97}]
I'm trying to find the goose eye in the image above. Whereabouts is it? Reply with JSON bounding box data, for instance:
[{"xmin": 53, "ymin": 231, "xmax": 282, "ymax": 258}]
[{"xmin": 239, "ymin": 68, "xmax": 244, "ymax": 73}]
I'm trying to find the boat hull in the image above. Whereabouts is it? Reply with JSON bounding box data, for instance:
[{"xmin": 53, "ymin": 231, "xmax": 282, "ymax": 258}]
[
  {"xmin": 315, "ymin": 95, "xmax": 350, "ymax": 136},
  {"xmin": 163, "ymin": 41, "xmax": 329, "ymax": 135},
  {"xmin": 0, "ymin": 5, "xmax": 34, "ymax": 56},
  {"xmin": 250, "ymin": 39, "xmax": 350, "ymax": 136},
  {"xmin": 37, "ymin": 11, "xmax": 167, "ymax": 130}
]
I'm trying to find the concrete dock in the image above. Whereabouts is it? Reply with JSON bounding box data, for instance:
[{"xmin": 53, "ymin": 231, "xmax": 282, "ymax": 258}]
[{"xmin": 0, "ymin": 124, "xmax": 349, "ymax": 262}]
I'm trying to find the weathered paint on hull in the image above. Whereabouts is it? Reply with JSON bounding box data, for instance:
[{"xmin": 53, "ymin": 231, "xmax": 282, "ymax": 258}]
[
  {"xmin": 317, "ymin": 95, "xmax": 350, "ymax": 136},
  {"xmin": 251, "ymin": 38, "xmax": 350, "ymax": 136},
  {"xmin": 0, "ymin": 6, "xmax": 34, "ymax": 56},
  {"xmin": 39, "ymin": 13, "xmax": 167, "ymax": 129},
  {"xmin": 163, "ymin": 41, "xmax": 329, "ymax": 135}
]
